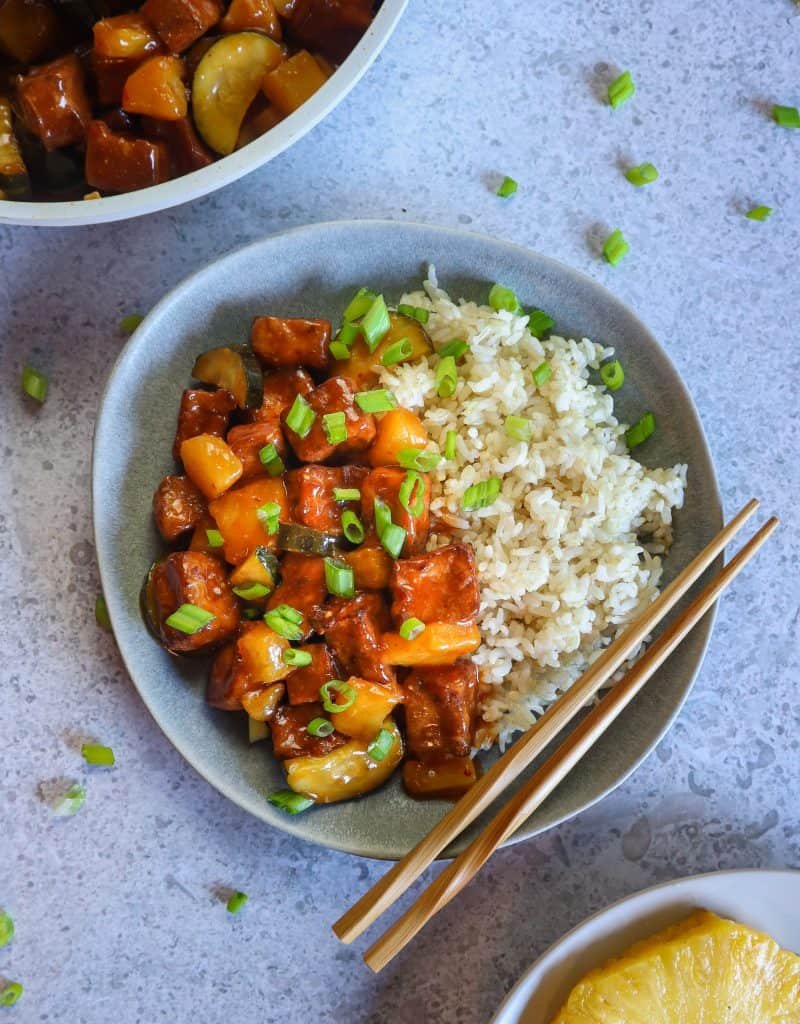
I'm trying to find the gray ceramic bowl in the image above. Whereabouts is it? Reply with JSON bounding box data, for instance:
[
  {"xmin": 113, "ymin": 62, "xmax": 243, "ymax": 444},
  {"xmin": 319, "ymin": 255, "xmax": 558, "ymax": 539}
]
[{"xmin": 93, "ymin": 220, "xmax": 722, "ymax": 860}]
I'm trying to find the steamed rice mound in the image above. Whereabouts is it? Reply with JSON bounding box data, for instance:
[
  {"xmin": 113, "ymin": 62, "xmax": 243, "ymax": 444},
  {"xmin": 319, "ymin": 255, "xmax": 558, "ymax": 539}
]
[{"xmin": 379, "ymin": 269, "xmax": 686, "ymax": 748}]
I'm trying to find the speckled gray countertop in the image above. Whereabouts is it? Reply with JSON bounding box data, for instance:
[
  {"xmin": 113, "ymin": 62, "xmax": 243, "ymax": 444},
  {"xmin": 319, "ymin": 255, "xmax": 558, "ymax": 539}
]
[{"xmin": 1, "ymin": 1, "xmax": 799, "ymax": 1021}]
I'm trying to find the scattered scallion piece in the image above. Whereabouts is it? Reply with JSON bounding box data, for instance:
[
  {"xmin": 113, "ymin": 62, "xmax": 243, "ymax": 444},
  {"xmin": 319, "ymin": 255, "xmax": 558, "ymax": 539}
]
[
  {"xmin": 206, "ymin": 528, "xmax": 225, "ymax": 548},
  {"xmin": 397, "ymin": 447, "xmax": 442, "ymax": 472},
  {"xmin": 437, "ymin": 338, "xmax": 469, "ymax": 360},
  {"xmin": 264, "ymin": 605, "xmax": 304, "ymax": 641},
  {"xmin": 0, "ymin": 912, "xmax": 14, "ymax": 949},
  {"xmin": 399, "ymin": 617, "xmax": 425, "ymax": 641},
  {"xmin": 496, "ymin": 175, "xmax": 518, "ymax": 198},
  {"xmin": 379, "ymin": 522, "xmax": 407, "ymax": 560},
  {"xmin": 398, "ymin": 470, "xmax": 425, "ymax": 518},
  {"xmin": 532, "ymin": 361, "xmax": 552, "ymax": 388},
  {"xmin": 445, "ymin": 430, "xmax": 458, "ymax": 460},
  {"xmin": 53, "ymin": 782, "xmax": 86, "ymax": 817},
  {"xmin": 307, "ymin": 717, "xmax": 334, "ymax": 738},
  {"xmin": 343, "ymin": 287, "xmax": 377, "ymax": 322},
  {"xmin": 608, "ymin": 69, "xmax": 635, "ymax": 108},
  {"xmin": 226, "ymin": 891, "xmax": 248, "ymax": 914},
  {"xmin": 381, "ymin": 337, "xmax": 413, "ymax": 366},
  {"xmin": 165, "ymin": 603, "xmax": 215, "ymax": 634},
  {"xmin": 283, "ymin": 648, "xmax": 312, "ymax": 667},
  {"xmin": 119, "ymin": 313, "xmax": 144, "ymax": 333},
  {"xmin": 600, "ymin": 359, "xmax": 625, "ymax": 390},
  {"xmin": 360, "ymin": 294, "xmax": 391, "ymax": 352},
  {"xmin": 81, "ymin": 743, "xmax": 115, "ymax": 767},
  {"xmin": 773, "ymin": 104, "xmax": 800, "ymax": 129},
  {"xmin": 355, "ymin": 388, "xmax": 397, "ymax": 413},
  {"xmin": 330, "ymin": 340, "xmax": 352, "ymax": 360},
  {"xmin": 504, "ymin": 415, "xmax": 533, "ymax": 442},
  {"xmin": 0, "ymin": 983, "xmax": 22, "ymax": 1007},
  {"xmin": 322, "ymin": 411, "xmax": 347, "ymax": 445},
  {"xmin": 320, "ymin": 679, "xmax": 356, "ymax": 713},
  {"xmin": 285, "ymin": 394, "xmax": 316, "ymax": 438},
  {"xmin": 603, "ymin": 228, "xmax": 630, "ymax": 265},
  {"xmin": 396, "ymin": 303, "xmax": 430, "ymax": 323},
  {"xmin": 462, "ymin": 477, "xmax": 501, "ymax": 512},
  {"xmin": 232, "ymin": 582, "xmax": 269, "ymax": 600},
  {"xmin": 341, "ymin": 509, "xmax": 366, "ymax": 544},
  {"xmin": 374, "ymin": 497, "xmax": 393, "ymax": 537},
  {"xmin": 625, "ymin": 411, "xmax": 656, "ymax": 448},
  {"xmin": 488, "ymin": 283, "xmax": 522, "ymax": 313},
  {"xmin": 435, "ymin": 355, "xmax": 458, "ymax": 398},
  {"xmin": 367, "ymin": 728, "xmax": 394, "ymax": 763},
  {"xmin": 745, "ymin": 205, "xmax": 773, "ymax": 221},
  {"xmin": 625, "ymin": 162, "xmax": 659, "ymax": 186},
  {"xmin": 256, "ymin": 501, "xmax": 281, "ymax": 535},
  {"xmin": 95, "ymin": 594, "xmax": 111, "ymax": 631},
  {"xmin": 528, "ymin": 309, "xmax": 554, "ymax": 339},
  {"xmin": 258, "ymin": 443, "xmax": 284, "ymax": 476},
  {"xmin": 333, "ymin": 487, "xmax": 360, "ymax": 502},
  {"xmin": 268, "ymin": 790, "xmax": 314, "ymax": 814},
  {"xmin": 21, "ymin": 364, "xmax": 48, "ymax": 404},
  {"xmin": 324, "ymin": 557, "xmax": 355, "ymax": 598}
]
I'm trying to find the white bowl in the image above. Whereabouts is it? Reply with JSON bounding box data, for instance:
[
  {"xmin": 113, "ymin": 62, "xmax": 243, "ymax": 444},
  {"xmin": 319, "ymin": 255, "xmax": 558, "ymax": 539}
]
[{"xmin": 0, "ymin": 0, "xmax": 407, "ymax": 229}]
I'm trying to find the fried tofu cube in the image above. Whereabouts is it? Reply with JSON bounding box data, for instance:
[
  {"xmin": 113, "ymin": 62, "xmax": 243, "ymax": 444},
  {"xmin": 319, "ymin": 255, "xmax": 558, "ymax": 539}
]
[
  {"xmin": 206, "ymin": 622, "xmax": 290, "ymax": 710},
  {"xmin": 285, "ymin": 464, "xmax": 368, "ymax": 534},
  {"xmin": 288, "ymin": 0, "xmax": 373, "ymax": 64},
  {"xmin": 17, "ymin": 54, "xmax": 91, "ymax": 150},
  {"xmin": 361, "ymin": 466, "xmax": 431, "ymax": 556},
  {"xmin": 173, "ymin": 387, "xmax": 236, "ymax": 460},
  {"xmin": 284, "ymin": 643, "xmax": 341, "ymax": 704},
  {"xmin": 140, "ymin": 0, "xmax": 222, "ymax": 52},
  {"xmin": 243, "ymin": 367, "xmax": 315, "ymax": 424},
  {"xmin": 314, "ymin": 592, "xmax": 395, "ymax": 687},
  {"xmin": 282, "ymin": 377, "xmax": 376, "ymax": 463},
  {"xmin": 149, "ymin": 550, "xmax": 239, "ymax": 653},
  {"xmin": 85, "ymin": 119, "xmax": 171, "ymax": 194},
  {"xmin": 265, "ymin": 553, "xmax": 327, "ymax": 640},
  {"xmin": 270, "ymin": 702, "xmax": 346, "ymax": 760},
  {"xmin": 226, "ymin": 420, "xmax": 287, "ymax": 481},
  {"xmin": 390, "ymin": 543, "xmax": 479, "ymax": 627},
  {"xmin": 401, "ymin": 662, "xmax": 479, "ymax": 760},
  {"xmin": 251, "ymin": 316, "xmax": 331, "ymax": 373},
  {"xmin": 152, "ymin": 474, "xmax": 206, "ymax": 542}
]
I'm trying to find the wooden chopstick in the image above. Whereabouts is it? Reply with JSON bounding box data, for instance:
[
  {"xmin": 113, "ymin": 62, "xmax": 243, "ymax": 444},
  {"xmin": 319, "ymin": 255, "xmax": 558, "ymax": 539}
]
[
  {"xmin": 363, "ymin": 514, "xmax": 778, "ymax": 972},
  {"xmin": 333, "ymin": 499, "xmax": 759, "ymax": 945}
]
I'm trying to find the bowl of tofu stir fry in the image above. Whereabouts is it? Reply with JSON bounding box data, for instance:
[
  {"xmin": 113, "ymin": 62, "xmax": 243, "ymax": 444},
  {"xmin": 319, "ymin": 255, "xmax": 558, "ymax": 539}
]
[
  {"xmin": 0, "ymin": 0, "xmax": 406, "ymax": 226},
  {"xmin": 144, "ymin": 298, "xmax": 485, "ymax": 812}
]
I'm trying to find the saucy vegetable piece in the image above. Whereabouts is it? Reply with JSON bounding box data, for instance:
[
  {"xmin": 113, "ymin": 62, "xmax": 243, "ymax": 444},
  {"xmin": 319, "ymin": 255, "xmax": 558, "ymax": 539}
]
[
  {"xmin": 139, "ymin": 115, "xmax": 214, "ymax": 174},
  {"xmin": 227, "ymin": 421, "xmax": 287, "ymax": 480},
  {"xmin": 152, "ymin": 473, "xmax": 206, "ymax": 542},
  {"xmin": 251, "ymin": 316, "xmax": 331, "ymax": 373},
  {"xmin": 361, "ymin": 466, "xmax": 432, "ymax": 556},
  {"xmin": 340, "ymin": 542, "xmax": 393, "ymax": 590},
  {"xmin": 331, "ymin": 676, "xmax": 403, "ymax": 741},
  {"xmin": 284, "ymin": 643, "xmax": 341, "ymax": 704},
  {"xmin": 85, "ymin": 119, "xmax": 171, "ymax": 193},
  {"xmin": 285, "ymin": 464, "xmax": 368, "ymax": 534},
  {"xmin": 207, "ymin": 620, "xmax": 290, "ymax": 708},
  {"xmin": 402, "ymin": 756, "xmax": 479, "ymax": 801},
  {"xmin": 122, "ymin": 55, "xmax": 188, "ymax": 121},
  {"xmin": 265, "ymin": 553, "xmax": 327, "ymax": 638},
  {"xmin": 338, "ymin": 312, "xmax": 433, "ymax": 391},
  {"xmin": 0, "ymin": 0, "xmax": 61, "ymax": 64},
  {"xmin": 219, "ymin": 0, "xmax": 282, "ymax": 37},
  {"xmin": 180, "ymin": 433, "xmax": 243, "ymax": 499},
  {"xmin": 0, "ymin": 98, "xmax": 30, "ymax": 201},
  {"xmin": 149, "ymin": 550, "xmax": 240, "ymax": 653},
  {"xmin": 16, "ymin": 54, "xmax": 91, "ymax": 151},
  {"xmin": 229, "ymin": 546, "xmax": 279, "ymax": 592},
  {"xmin": 390, "ymin": 543, "xmax": 480, "ymax": 627},
  {"xmin": 314, "ymin": 592, "xmax": 395, "ymax": 686},
  {"xmin": 244, "ymin": 367, "xmax": 314, "ymax": 423},
  {"xmin": 282, "ymin": 376, "xmax": 376, "ymax": 463},
  {"xmin": 288, "ymin": 0, "xmax": 373, "ymax": 64},
  {"xmin": 401, "ymin": 662, "xmax": 479, "ymax": 760},
  {"xmin": 93, "ymin": 14, "xmax": 162, "ymax": 58},
  {"xmin": 367, "ymin": 408, "xmax": 429, "ymax": 467},
  {"xmin": 173, "ymin": 386, "xmax": 237, "ymax": 460},
  {"xmin": 208, "ymin": 476, "xmax": 289, "ymax": 564},
  {"xmin": 241, "ymin": 681, "xmax": 285, "ymax": 720},
  {"xmin": 383, "ymin": 623, "xmax": 481, "ymax": 666},
  {"xmin": 192, "ymin": 345, "xmax": 263, "ymax": 409},
  {"xmin": 270, "ymin": 702, "xmax": 346, "ymax": 759},
  {"xmin": 261, "ymin": 49, "xmax": 328, "ymax": 115},
  {"xmin": 139, "ymin": 0, "xmax": 222, "ymax": 52}
]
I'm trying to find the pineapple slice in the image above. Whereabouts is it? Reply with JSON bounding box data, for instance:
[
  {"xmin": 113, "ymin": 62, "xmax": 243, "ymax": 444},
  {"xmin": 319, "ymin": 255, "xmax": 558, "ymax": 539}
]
[{"xmin": 552, "ymin": 910, "xmax": 800, "ymax": 1024}]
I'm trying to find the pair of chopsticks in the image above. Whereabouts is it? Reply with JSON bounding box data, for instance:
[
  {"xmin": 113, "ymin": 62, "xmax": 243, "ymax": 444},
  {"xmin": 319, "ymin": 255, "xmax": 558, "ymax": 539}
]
[{"xmin": 333, "ymin": 499, "xmax": 777, "ymax": 972}]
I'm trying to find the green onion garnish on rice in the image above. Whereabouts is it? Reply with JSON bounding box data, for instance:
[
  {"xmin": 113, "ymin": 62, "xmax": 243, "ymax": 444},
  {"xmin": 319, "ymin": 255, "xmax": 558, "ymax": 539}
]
[
  {"xmin": 437, "ymin": 338, "xmax": 469, "ymax": 360},
  {"xmin": 444, "ymin": 430, "xmax": 458, "ymax": 460},
  {"xmin": 608, "ymin": 69, "xmax": 635, "ymax": 108},
  {"xmin": 745, "ymin": 205, "xmax": 773, "ymax": 221},
  {"xmin": 527, "ymin": 309, "xmax": 554, "ymax": 339},
  {"xmin": 625, "ymin": 162, "xmax": 659, "ymax": 186},
  {"xmin": 435, "ymin": 355, "xmax": 458, "ymax": 398},
  {"xmin": 397, "ymin": 303, "xmax": 430, "ymax": 323},
  {"xmin": 488, "ymin": 284, "xmax": 522, "ymax": 313},
  {"xmin": 496, "ymin": 175, "xmax": 518, "ymax": 198},
  {"xmin": 532, "ymin": 361, "xmax": 552, "ymax": 388},
  {"xmin": 462, "ymin": 477, "xmax": 501, "ymax": 511},
  {"xmin": 625, "ymin": 412, "xmax": 656, "ymax": 448},
  {"xmin": 397, "ymin": 448, "xmax": 442, "ymax": 472},
  {"xmin": 505, "ymin": 415, "xmax": 533, "ymax": 442},
  {"xmin": 600, "ymin": 359, "xmax": 625, "ymax": 390},
  {"xmin": 355, "ymin": 389, "xmax": 397, "ymax": 413},
  {"xmin": 603, "ymin": 229, "xmax": 630, "ymax": 265},
  {"xmin": 381, "ymin": 337, "xmax": 413, "ymax": 366}
]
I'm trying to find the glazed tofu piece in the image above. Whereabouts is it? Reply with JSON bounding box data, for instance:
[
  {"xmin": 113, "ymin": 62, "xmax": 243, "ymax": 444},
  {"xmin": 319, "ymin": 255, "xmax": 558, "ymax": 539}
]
[
  {"xmin": 401, "ymin": 662, "xmax": 479, "ymax": 761},
  {"xmin": 206, "ymin": 622, "xmax": 290, "ymax": 709},
  {"xmin": 244, "ymin": 368, "xmax": 315, "ymax": 424},
  {"xmin": 265, "ymin": 554, "xmax": 327, "ymax": 640},
  {"xmin": 288, "ymin": 0, "xmax": 373, "ymax": 64},
  {"xmin": 140, "ymin": 0, "xmax": 222, "ymax": 52},
  {"xmin": 361, "ymin": 466, "xmax": 431, "ymax": 555},
  {"xmin": 251, "ymin": 316, "xmax": 331, "ymax": 373},
  {"xmin": 226, "ymin": 420, "xmax": 287, "ymax": 481},
  {"xmin": 16, "ymin": 54, "xmax": 91, "ymax": 150},
  {"xmin": 285, "ymin": 464, "xmax": 368, "ymax": 534},
  {"xmin": 140, "ymin": 115, "xmax": 215, "ymax": 175},
  {"xmin": 391, "ymin": 543, "xmax": 479, "ymax": 627},
  {"xmin": 149, "ymin": 550, "xmax": 239, "ymax": 654},
  {"xmin": 172, "ymin": 387, "xmax": 236, "ymax": 460},
  {"xmin": 86, "ymin": 120, "xmax": 171, "ymax": 193},
  {"xmin": 282, "ymin": 377, "xmax": 376, "ymax": 463},
  {"xmin": 314, "ymin": 592, "xmax": 395, "ymax": 687},
  {"xmin": 284, "ymin": 643, "xmax": 341, "ymax": 705},
  {"xmin": 270, "ymin": 703, "xmax": 346, "ymax": 760},
  {"xmin": 152, "ymin": 474, "xmax": 206, "ymax": 542}
]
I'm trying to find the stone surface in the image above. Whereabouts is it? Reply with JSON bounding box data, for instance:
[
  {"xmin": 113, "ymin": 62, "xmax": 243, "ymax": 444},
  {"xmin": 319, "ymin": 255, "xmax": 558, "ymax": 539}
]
[{"xmin": 1, "ymin": 1, "xmax": 798, "ymax": 1021}]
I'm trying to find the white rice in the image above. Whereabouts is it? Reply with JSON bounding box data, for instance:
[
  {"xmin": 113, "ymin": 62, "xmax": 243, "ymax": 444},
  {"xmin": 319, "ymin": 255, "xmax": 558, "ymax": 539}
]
[{"xmin": 379, "ymin": 268, "xmax": 686, "ymax": 749}]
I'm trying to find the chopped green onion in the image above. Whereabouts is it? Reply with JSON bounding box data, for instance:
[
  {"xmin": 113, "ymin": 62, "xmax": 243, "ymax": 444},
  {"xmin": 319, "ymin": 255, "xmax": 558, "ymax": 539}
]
[
  {"xmin": 437, "ymin": 338, "xmax": 469, "ymax": 360},
  {"xmin": 603, "ymin": 228, "xmax": 630, "ymax": 266},
  {"xmin": 504, "ymin": 415, "xmax": 533, "ymax": 442},
  {"xmin": 333, "ymin": 487, "xmax": 360, "ymax": 502},
  {"xmin": 53, "ymin": 782, "xmax": 86, "ymax": 817},
  {"xmin": 206, "ymin": 528, "xmax": 225, "ymax": 547},
  {"xmin": 745, "ymin": 205, "xmax": 773, "ymax": 221},
  {"xmin": 264, "ymin": 605, "xmax": 304, "ymax": 641},
  {"xmin": 324, "ymin": 556, "xmax": 355, "ymax": 598},
  {"xmin": 330, "ymin": 340, "xmax": 352, "ymax": 360},
  {"xmin": 0, "ymin": 912, "xmax": 14, "ymax": 949},
  {"xmin": 600, "ymin": 359, "xmax": 625, "ymax": 390},
  {"xmin": 322, "ymin": 411, "xmax": 347, "ymax": 445},
  {"xmin": 285, "ymin": 394, "xmax": 316, "ymax": 438},
  {"xmin": 270, "ymin": 603, "xmax": 303, "ymax": 624},
  {"xmin": 435, "ymin": 355, "xmax": 458, "ymax": 398},
  {"xmin": 374, "ymin": 497, "xmax": 393, "ymax": 537},
  {"xmin": 307, "ymin": 717, "xmax": 334, "ymax": 738},
  {"xmin": 320, "ymin": 679, "xmax": 356, "ymax": 713},
  {"xmin": 258, "ymin": 443, "xmax": 284, "ymax": 476},
  {"xmin": 332, "ymin": 321, "xmax": 360, "ymax": 356},
  {"xmin": 381, "ymin": 337, "xmax": 413, "ymax": 366},
  {"xmin": 488, "ymin": 283, "xmax": 522, "ymax": 313},
  {"xmin": 283, "ymin": 647, "xmax": 312, "ymax": 667},
  {"xmin": 367, "ymin": 728, "xmax": 394, "ymax": 763},
  {"xmin": 341, "ymin": 509, "xmax": 366, "ymax": 544},
  {"xmin": 462, "ymin": 477, "xmax": 501, "ymax": 512},
  {"xmin": 396, "ymin": 303, "xmax": 430, "ymax": 323},
  {"xmin": 355, "ymin": 389, "xmax": 397, "ymax": 413},
  {"xmin": 496, "ymin": 175, "xmax": 518, "ymax": 198},
  {"xmin": 21, "ymin": 364, "xmax": 48, "ymax": 403},
  {"xmin": 773, "ymin": 104, "xmax": 800, "ymax": 129},
  {"xmin": 268, "ymin": 790, "xmax": 314, "ymax": 814},
  {"xmin": 0, "ymin": 983, "xmax": 22, "ymax": 1007},
  {"xmin": 95, "ymin": 594, "xmax": 111, "ymax": 631},
  {"xmin": 360, "ymin": 294, "xmax": 391, "ymax": 352},
  {"xmin": 241, "ymin": 607, "xmax": 261, "ymax": 620},
  {"xmin": 445, "ymin": 430, "xmax": 458, "ymax": 460},
  {"xmin": 397, "ymin": 447, "xmax": 442, "ymax": 472},
  {"xmin": 379, "ymin": 522, "xmax": 407, "ymax": 559},
  {"xmin": 625, "ymin": 162, "xmax": 659, "ymax": 186},
  {"xmin": 532, "ymin": 361, "xmax": 552, "ymax": 388},
  {"xmin": 343, "ymin": 287, "xmax": 377, "ymax": 322},
  {"xmin": 232, "ymin": 582, "xmax": 269, "ymax": 600},
  {"xmin": 399, "ymin": 617, "xmax": 425, "ymax": 641},
  {"xmin": 625, "ymin": 412, "xmax": 656, "ymax": 448},
  {"xmin": 226, "ymin": 891, "xmax": 248, "ymax": 914},
  {"xmin": 119, "ymin": 313, "xmax": 144, "ymax": 333},
  {"xmin": 81, "ymin": 743, "xmax": 115, "ymax": 767},
  {"xmin": 608, "ymin": 69, "xmax": 635, "ymax": 108},
  {"xmin": 398, "ymin": 470, "xmax": 426, "ymax": 518},
  {"xmin": 256, "ymin": 501, "xmax": 281, "ymax": 535},
  {"xmin": 527, "ymin": 309, "xmax": 554, "ymax": 339},
  {"xmin": 165, "ymin": 603, "xmax": 215, "ymax": 634}
]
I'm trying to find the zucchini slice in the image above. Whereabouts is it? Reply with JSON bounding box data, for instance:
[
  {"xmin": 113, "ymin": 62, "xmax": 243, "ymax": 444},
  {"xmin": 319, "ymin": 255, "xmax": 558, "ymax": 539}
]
[
  {"xmin": 0, "ymin": 98, "xmax": 30, "ymax": 201},
  {"xmin": 192, "ymin": 344, "xmax": 263, "ymax": 409},
  {"xmin": 140, "ymin": 561, "xmax": 163, "ymax": 644},
  {"xmin": 276, "ymin": 523, "xmax": 342, "ymax": 557}
]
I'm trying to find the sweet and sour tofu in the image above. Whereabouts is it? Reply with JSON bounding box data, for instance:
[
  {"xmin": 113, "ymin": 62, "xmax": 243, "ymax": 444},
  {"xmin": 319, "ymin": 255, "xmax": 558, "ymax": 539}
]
[
  {"xmin": 402, "ymin": 662, "xmax": 479, "ymax": 761},
  {"xmin": 173, "ymin": 387, "xmax": 237, "ymax": 460},
  {"xmin": 361, "ymin": 466, "xmax": 431, "ymax": 555},
  {"xmin": 148, "ymin": 550, "xmax": 239, "ymax": 654},
  {"xmin": 152, "ymin": 474, "xmax": 206, "ymax": 542},
  {"xmin": 285, "ymin": 464, "xmax": 368, "ymax": 535},
  {"xmin": 390, "ymin": 543, "xmax": 480, "ymax": 627},
  {"xmin": 251, "ymin": 316, "xmax": 331, "ymax": 373},
  {"xmin": 282, "ymin": 377, "xmax": 376, "ymax": 463},
  {"xmin": 314, "ymin": 592, "xmax": 395, "ymax": 687}
]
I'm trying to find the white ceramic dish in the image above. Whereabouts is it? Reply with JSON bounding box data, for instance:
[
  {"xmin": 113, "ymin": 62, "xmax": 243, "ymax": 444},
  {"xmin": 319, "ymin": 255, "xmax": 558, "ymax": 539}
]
[
  {"xmin": 492, "ymin": 868, "xmax": 800, "ymax": 1024},
  {"xmin": 0, "ymin": 0, "xmax": 407, "ymax": 229}
]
